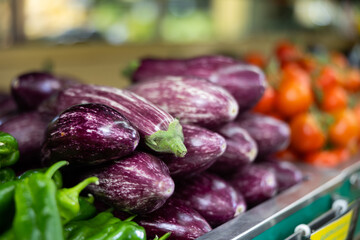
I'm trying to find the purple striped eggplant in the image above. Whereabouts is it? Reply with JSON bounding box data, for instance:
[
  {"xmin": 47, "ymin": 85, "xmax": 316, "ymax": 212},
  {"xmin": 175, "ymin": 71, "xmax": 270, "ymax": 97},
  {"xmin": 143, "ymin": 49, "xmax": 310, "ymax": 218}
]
[
  {"xmin": 236, "ymin": 112, "xmax": 290, "ymax": 154},
  {"xmin": 132, "ymin": 56, "xmax": 236, "ymax": 83},
  {"xmin": 41, "ymin": 103, "xmax": 139, "ymax": 166},
  {"xmin": 132, "ymin": 56, "xmax": 266, "ymax": 111},
  {"xmin": 174, "ymin": 172, "xmax": 246, "ymax": 227},
  {"xmin": 0, "ymin": 95, "xmax": 17, "ymax": 125},
  {"xmin": 230, "ymin": 164, "xmax": 278, "ymax": 207},
  {"xmin": 129, "ymin": 76, "xmax": 239, "ymax": 127},
  {"xmin": 258, "ymin": 158, "xmax": 303, "ymax": 192},
  {"xmin": 39, "ymin": 84, "xmax": 187, "ymax": 157},
  {"xmin": 159, "ymin": 124, "xmax": 226, "ymax": 177},
  {"xmin": 137, "ymin": 198, "xmax": 212, "ymax": 240},
  {"xmin": 210, "ymin": 123, "xmax": 258, "ymax": 174},
  {"xmin": 83, "ymin": 152, "xmax": 175, "ymax": 214},
  {"xmin": 0, "ymin": 111, "xmax": 49, "ymax": 167},
  {"xmin": 11, "ymin": 72, "xmax": 64, "ymax": 111}
]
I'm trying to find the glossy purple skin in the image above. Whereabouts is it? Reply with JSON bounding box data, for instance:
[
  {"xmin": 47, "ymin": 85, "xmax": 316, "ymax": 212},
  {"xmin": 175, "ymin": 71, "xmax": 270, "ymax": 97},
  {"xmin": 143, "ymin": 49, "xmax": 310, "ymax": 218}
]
[
  {"xmin": 230, "ymin": 164, "xmax": 278, "ymax": 207},
  {"xmin": 159, "ymin": 124, "xmax": 226, "ymax": 177},
  {"xmin": 132, "ymin": 56, "xmax": 265, "ymax": 111},
  {"xmin": 129, "ymin": 76, "xmax": 239, "ymax": 127},
  {"xmin": 208, "ymin": 64, "xmax": 266, "ymax": 111},
  {"xmin": 137, "ymin": 198, "xmax": 212, "ymax": 240},
  {"xmin": 41, "ymin": 103, "xmax": 139, "ymax": 166},
  {"xmin": 236, "ymin": 112, "xmax": 290, "ymax": 154},
  {"xmin": 39, "ymin": 84, "xmax": 176, "ymax": 138},
  {"xmin": 11, "ymin": 72, "xmax": 64, "ymax": 111},
  {"xmin": 132, "ymin": 56, "xmax": 236, "ymax": 83},
  {"xmin": 258, "ymin": 159, "xmax": 303, "ymax": 192},
  {"xmin": 0, "ymin": 96, "xmax": 18, "ymax": 126},
  {"xmin": 84, "ymin": 152, "xmax": 175, "ymax": 214},
  {"xmin": 210, "ymin": 123, "xmax": 258, "ymax": 174},
  {"xmin": 0, "ymin": 111, "xmax": 49, "ymax": 166},
  {"xmin": 174, "ymin": 172, "xmax": 246, "ymax": 227}
]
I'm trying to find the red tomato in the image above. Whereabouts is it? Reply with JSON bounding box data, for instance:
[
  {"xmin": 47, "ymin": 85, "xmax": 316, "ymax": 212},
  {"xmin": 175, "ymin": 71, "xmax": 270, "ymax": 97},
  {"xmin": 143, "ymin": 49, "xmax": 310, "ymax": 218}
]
[
  {"xmin": 319, "ymin": 86, "xmax": 348, "ymax": 113},
  {"xmin": 343, "ymin": 68, "xmax": 360, "ymax": 92},
  {"xmin": 275, "ymin": 41, "xmax": 300, "ymax": 63},
  {"xmin": 244, "ymin": 52, "xmax": 267, "ymax": 68},
  {"xmin": 315, "ymin": 65, "xmax": 341, "ymax": 90},
  {"xmin": 275, "ymin": 78, "xmax": 313, "ymax": 118},
  {"xmin": 329, "ymin": 109, "xmax": 359, "ymax": 147},
  {"xmin": 290, "ymin": 113, "xmax": 326, "ymax": 153},
  {"xmin": 305, "ymin": 151, "xmax": 341, "ymax": 168},
  {"xmin": 253, "ymin": 86, "xmax": 276, "ymax": 114}
]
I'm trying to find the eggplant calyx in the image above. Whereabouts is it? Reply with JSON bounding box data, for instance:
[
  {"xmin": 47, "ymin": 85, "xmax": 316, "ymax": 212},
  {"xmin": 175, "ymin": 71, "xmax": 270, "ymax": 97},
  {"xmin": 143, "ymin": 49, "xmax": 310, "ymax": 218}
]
[{"xmin": 145, "ymin": 119, "xmax": 187, "ymax": 157}]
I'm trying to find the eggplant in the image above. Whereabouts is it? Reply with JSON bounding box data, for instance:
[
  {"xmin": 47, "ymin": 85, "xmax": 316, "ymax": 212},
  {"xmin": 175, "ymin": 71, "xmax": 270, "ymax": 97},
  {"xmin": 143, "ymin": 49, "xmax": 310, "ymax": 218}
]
[
  {"xmin": 230, "ymin": 164, "xmax": 277, "ymax": 207},
  {"xmin": 137, "ymin": 198, "xmax": 212, "ymax": 240},
  {"xmin": 11, "ymin": 72, "xmax": 65, "ymax": 111},
  {"xmin": 41, "ymin": 103, "xmax": 139, "ymax": 166},
  {"xmin": 258, "ymin": 158, "xmax": 303, "ymax": 192},
  {"xmin": 210, "ymin": 123, "xmax": 258, "ymax": 174},
  {"xmin": 0, "ymin": 95, "xmax": 18, "ymax": 126},
  {"xmin": 0, "ymin": 111, "xmax": 49, "ymax": 167},
  {"xmin": 174, "ymin": 173, "xmax": 246, "ymax": 227},
  {"xmin": 159, "ymin": 124, "xmax": 226, "ymax": 178},
  {"xmin": 39, "ymin": 84, "xmax": 187, "ymax": 157},
  {"xmin": 129, "ymin": 76, "xmax": 239, "ymax": 127},
  {"xmin": 236, "ymin": 113, "xmax": 290, "ymax": 154},
  {"xmin": 132, "ymin": 56, "xmax": 266, "ymax": 111},
  {"xmin": 83, "ymin": 152, "xmax": 175, "ymax": 214},
  {"xmin": 0, "ymin": 94, "xmax": 17, "ymax": 119}
]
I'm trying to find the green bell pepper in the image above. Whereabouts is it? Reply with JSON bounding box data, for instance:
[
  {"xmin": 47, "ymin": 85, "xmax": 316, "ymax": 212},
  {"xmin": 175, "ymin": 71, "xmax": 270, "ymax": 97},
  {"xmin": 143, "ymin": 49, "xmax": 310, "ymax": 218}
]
[
  {"xmin": 0, "ymin": 132, "xmax": 19, "ymax": 169},
  {"xmin": 18, "ymin": 167, "xmax": 63, "ymax": 189},
  {"xmin": 64, "ymin": 211, "xmax": 146, "ymax": 240},
  {"xmin": 71, "ymin": 195, "xmax": 97, "ymax": 222},
  {"xmin": 11, "ymin": 161, "xmax": 68, "ymax": 240},
  {"xmin": 57, "ymin": 176, "xmax": 98, "ymax": 224},
  {"xmin": 0, "ymin": 168, "xmax": 15, "ymax": 184},
  {"xmin": 0, "ymin": 181, "xmax": 16, "ymax": 234}
]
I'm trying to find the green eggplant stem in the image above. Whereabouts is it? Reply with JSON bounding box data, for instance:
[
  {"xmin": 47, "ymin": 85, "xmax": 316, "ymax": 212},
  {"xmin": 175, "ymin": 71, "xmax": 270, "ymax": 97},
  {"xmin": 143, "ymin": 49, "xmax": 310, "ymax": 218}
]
[{"xmin": 145, "ymin": 119, "xmax": 187, "ymax": 157}]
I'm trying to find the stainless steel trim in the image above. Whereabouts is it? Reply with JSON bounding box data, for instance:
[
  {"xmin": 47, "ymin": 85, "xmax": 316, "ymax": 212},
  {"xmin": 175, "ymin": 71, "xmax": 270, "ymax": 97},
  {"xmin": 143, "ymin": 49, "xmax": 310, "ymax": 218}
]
[{"xmin": 196, "ymin": 157, "xmax": 360, "ymax": 240}]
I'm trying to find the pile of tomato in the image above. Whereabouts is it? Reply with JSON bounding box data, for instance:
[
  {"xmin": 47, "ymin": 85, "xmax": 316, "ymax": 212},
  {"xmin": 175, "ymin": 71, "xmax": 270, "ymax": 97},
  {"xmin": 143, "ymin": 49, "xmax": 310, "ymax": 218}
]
[{"xmin": 245, "ymin": 41, "xmax": 360, "ymax": 168}]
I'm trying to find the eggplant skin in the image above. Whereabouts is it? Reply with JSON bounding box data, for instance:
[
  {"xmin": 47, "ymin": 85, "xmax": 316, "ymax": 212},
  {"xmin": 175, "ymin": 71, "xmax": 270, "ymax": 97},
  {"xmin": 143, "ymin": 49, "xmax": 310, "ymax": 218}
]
[
  {"xmin": 11, "ymin": 72, "xmax": 64, "ymax": 111},
  {"xmin": 41, "ymin": 103, "xmax": 139, "ymax": 166},
  {"xmin": 174, "ymin": 173, "xmax": 246, "ymax": 227},
  {"xmin": 39, "ymin": 84, "xmax": 187, "ymax": 157},
  {"xmin": 0, "ymin": 94, "xmax": 17, "ymax": 120},
  {"xmin": 132, "ymin": 56, "xmax": 266, "ymax": 112},
  {"xmin": 0, "ymin": 111, "xmax": 49, "ymax": 167},
  {"xmin": 129, "ymin": 76, "xmax": 239, "ymax": 127},
  {"xmin": 138, "ymin": 198, "xmax": 212, "ymax": 240},
  {"xmin": 84, "ymin": 152, "xmax": 175, "ymax": 214},
  {"xmin": 258, "ymin": 158, "xmax": 303, "ymax": 192},
  {"xmin": 210, "ymin": 123, "xmax": 258, "ymax": 174},
  {"xmin": 159, "ymin": 124, "xmax": 226, "ymax": 177},
  {"xmin": 230, "ymin": 164, "xmax": 278, "ymax": 207},
  {"xmin": 236, "ymin": 112, "xmax": 290, "ymax": 154}
]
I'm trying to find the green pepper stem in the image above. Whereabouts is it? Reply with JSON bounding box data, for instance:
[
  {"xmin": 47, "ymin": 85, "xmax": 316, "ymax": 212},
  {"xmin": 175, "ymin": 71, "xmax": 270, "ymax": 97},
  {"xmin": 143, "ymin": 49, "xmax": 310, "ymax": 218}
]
[
  {"xmin": 145, "ymin": 119, "xmax": 187, "ymax": 157},
  {"xmin": 45, "ymin": 161, "xmax": 68, "ymax": 179},
  {"xmin": 68, "ymin": 177, "xmax": 99, "ymax": 195},
  {"xmin": 124, "ymin": 215, "xmax": 137, "ymax": 222},
  {"xmin": 154, "ymin": 233, "xmax": 171, "ymax": 240}
]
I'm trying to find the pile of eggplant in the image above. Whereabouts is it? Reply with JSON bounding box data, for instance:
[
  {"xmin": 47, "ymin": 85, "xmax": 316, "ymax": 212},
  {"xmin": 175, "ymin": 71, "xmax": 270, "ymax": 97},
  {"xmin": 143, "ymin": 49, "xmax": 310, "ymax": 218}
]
[{"xmin": 0, "ymin": 56, "xmax": 303, "ymax": 240}]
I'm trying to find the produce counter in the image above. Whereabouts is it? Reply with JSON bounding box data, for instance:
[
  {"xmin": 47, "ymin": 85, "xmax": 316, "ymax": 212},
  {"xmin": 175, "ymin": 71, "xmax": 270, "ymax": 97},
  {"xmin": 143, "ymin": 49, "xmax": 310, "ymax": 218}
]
[{"xmin": 199, "ymin": 156, "xmax": 360, "ymax": 240}]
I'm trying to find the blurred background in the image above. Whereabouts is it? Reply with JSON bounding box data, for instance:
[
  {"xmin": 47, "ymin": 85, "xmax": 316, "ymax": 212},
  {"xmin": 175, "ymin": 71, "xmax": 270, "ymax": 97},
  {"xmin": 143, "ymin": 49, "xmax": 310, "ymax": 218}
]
[{"xmin": 0, "ymin": 0, "xmax": 360, "ymax": 90}]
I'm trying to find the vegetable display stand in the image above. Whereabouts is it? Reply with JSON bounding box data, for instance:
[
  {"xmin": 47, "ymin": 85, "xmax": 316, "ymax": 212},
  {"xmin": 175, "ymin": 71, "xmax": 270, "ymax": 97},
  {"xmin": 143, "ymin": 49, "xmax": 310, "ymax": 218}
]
[{"xmin": 197, "ymin": 156, "xmax": 360, "ymax": 240}]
